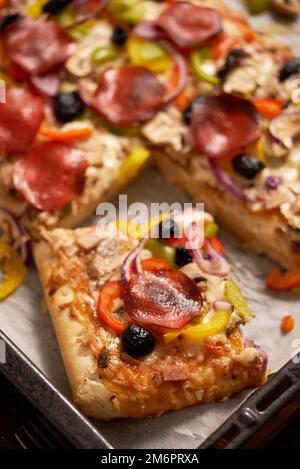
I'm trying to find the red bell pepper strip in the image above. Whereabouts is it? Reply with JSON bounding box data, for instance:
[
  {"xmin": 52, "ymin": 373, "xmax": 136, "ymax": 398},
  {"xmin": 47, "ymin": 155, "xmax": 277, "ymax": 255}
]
[
  {"xmin": 267, "ymin": 267, "xmax": 300, "ymax": 291},
  {"xmin": 252, "ymin": 98, "xmax": 284, "ymax": 120},
  {"xmin": 211, "ymin": 35, "xmax": 239, "ymax": 61},
  {"xmin": 141, "ymin": 257, "xmax": 170, "ymax": 272},
  {"xmin": 97, "ymin": 280, "xmax": 127, "ymax": 333},
  {"xmin": 39, "ymin": 127, "xmax": 93, "ymax": 142}
]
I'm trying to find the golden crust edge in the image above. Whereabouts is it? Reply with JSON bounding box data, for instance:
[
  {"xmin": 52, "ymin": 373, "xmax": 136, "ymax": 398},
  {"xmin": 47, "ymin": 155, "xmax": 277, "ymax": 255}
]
[{"xmin": 33, "ymin": 239, "xmax": 119, "ymax": 420}]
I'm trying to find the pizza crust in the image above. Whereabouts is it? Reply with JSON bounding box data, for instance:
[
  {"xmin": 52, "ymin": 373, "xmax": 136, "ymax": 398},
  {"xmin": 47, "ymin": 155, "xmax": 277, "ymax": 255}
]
[
  {"xmin": 34, "ymin": 239, "xmax": 118, "ymax": 419},
  {"xmin": 34, "ymin": 227, "xmax": 267, "ymax": 420}
]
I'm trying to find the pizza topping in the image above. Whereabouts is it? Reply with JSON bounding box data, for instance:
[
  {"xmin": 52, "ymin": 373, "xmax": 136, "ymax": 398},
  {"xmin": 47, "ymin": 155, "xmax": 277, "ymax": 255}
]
[
  {"xmin": 53, "ymin": 91, "xmax": 85, "ymax": 123},
  {"xmin": 192, "ymin": 238, "xmax": 230, "ymax": 278},
  {"xmin": 13, "ymin": 142, "xmax": 88, "ymax": 211},
  {"xmin": 281, "ymin": 315, "xmax": 295, "ymax": 333},
  {"xmin": 279, "ymin": 57, "xmax": 300, "ymax": 81},
  {"xmin": 225, "ymin": 279, "xmax": 255, "ymax": 318},
  {"xmin": 157, "ymin": 2, "xmax": 222, "ymax": 49},
  {"xmin": 190, "ymin": 48, "xmax": 220, "ymax": 86},
  {"xmin": 218, "ymin": 48, "xmax": 247, "ymax": 79},
  {"xmin": 164, "ymin": 310, "xmax": 232, "ymax": 344},
  {"xmin": 3, "ymin": 16, "xmax": 74, "ymax": 76},
  {"xmin": 39, "ymin": 126, "xmax": 93, "ymax": 142},
  {"xmin": 232, "ymin": 154, "xmax": 265, "ymax": 180},
  {"xmin": 253, "ymin": 98, "xmax": 284, "ymax": 120},
  {"xmin": 97, "ymin": 280, "xmax": 128, "ymax": 333},
  {"xmin": 124, "ymin": 269, "xmax": 203, "ymax": 330},
  {"xmin": 175, "ymin": 246, "xmax": 193, "ymax": 267},
  {"xmin": 0, "ymin": 87, "xmax": 44, "ymax": 156},
  {"xmin": 267, "ymin": 267, "xmax": 300, "ymax": 291},
  {"xmin": 0, "ymin": 207, "xmax": 31, "ymax": 265},
  {"xmin": 191, "ymin": 94, "xmax": 262, "ymax": 159},
  {"xmin": 0, "ymin": 242, "xmax": 27, "ymax": 300},
  {"xmin": 122, "ymin": 324, "xmax": 155, "ymax": 357},
  {"xmin": 111, "ymin": 26, "xmax": 128, "ymax": 46},
  {"xmin": 157, "ymin": 219, "xmax": 179, "ymax": 239},
  {"xmin": 0, "ymin": 13, "xmax": 21, "ymax": 32},
  {"xmin": 268, "ymin": 109, "xmax": 300, "ymax": 156},
  {"xmin": 92, "ymin": 66, "xmax": 166, "ymax": 126},
  {"xmin": 42, "ymin": 0, "xmax": 73, "ymax": 14},
  {"xmin": 30, "ymin": 74, "xmax": 60, "ymax": 98}
]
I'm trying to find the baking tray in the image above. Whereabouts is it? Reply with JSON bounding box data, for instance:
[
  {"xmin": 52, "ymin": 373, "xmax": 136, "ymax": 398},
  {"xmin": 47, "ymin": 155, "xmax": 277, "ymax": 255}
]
[
  {"xmin": 1, "ymin": 1, "xmax": 300, "ymax": 450},
  {"xmin": 1, "ymin": 327, "xmax": 300, "ymax": 449}
]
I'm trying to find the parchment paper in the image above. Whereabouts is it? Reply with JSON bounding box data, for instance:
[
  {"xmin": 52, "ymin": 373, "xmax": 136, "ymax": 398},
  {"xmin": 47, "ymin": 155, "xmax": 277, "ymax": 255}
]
[{"xmin": 1, "ymin": 2, "xmax": 300, "ymax": 449}]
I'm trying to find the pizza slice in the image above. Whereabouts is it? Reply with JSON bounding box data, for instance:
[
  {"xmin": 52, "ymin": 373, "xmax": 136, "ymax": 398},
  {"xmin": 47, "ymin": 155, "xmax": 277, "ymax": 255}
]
[
  {"xmin": 0, "ymin": 2, "xmax": 151, "ymax": 238},
  {"xmin": 135, "ymin": 0, "xmax": 300, "ymax": 271},
  {"xmin": 34, "ymin": 210, "xmax": 267, "ymax": 419}
]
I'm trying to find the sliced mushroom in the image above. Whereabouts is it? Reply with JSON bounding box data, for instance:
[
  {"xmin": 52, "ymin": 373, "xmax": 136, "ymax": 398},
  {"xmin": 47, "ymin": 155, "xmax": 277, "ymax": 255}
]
[
  {"xmin": 267, "ymin": 109, "xmax": 300, "ymax": 158},
  {"xmin": 271, "ymin": 0, "xmax": 300, "ymax": 16}
]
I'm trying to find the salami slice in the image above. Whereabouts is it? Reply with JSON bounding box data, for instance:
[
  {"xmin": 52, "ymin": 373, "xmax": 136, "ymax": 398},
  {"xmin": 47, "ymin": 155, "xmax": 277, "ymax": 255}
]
[
  {"xmin": 92, "ymin": 66, "xmax": 166, "ymax": 126},
  {"xmin": 0, "ymin": 87, "xmax": 44, "ymax": 156},
  {"xmin": 3, "ymin": 16, "xmax": 73, "ymax": 76},
  {"xmin": 191, "ymin": 94, "xmax": 262, "ymax": 159},
  {"xmin": 13, "ymin": 142, "xmax": 88, "ymax": 211},
  {"xmin": 157, "ymin": 2, "xmax": 222, "ymax": 48},
  {"xmin": 124, "ymin": 270, "xmax": 203, "ymax": 330}
]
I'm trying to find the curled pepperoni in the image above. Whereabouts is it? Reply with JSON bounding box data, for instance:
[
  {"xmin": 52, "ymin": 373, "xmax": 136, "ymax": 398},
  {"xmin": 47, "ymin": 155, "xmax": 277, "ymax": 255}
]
[
  {"xmin": 3, "ymin": 16, "xmax": 73, "ymax": 76},
  {"xmin": 0, "ymin": 87, "xmax": 44, "ymax": 156},
  {"xmin": 13, "ymin": 142, "xmax": 88, "ymax": 211},
  {"xmin": 157, "ymin": 2, "xmax": 222, "ymax": 48},
  {"xmin": 92, "ymin": 66, "xmax": 166, "ymax": 126},
  {"xmin": 124, "ymin": 270, "xmax": 203, "ymax": 330},
  {"xmin": 191, "ymin": 94, "xmax": 262, "ymax": 159}
]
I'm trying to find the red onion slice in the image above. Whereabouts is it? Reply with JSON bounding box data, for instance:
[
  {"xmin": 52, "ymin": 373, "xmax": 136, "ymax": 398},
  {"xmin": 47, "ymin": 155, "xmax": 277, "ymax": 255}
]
[
  {"xmin": 66, "ymin": 0, "xmax": 110, "ymax": 29},
  {"xmin": 0, "ymin": 206, "xmax": 31, "ymax": 264},
  {"xmin": 133, "ymin": 21, "xmax": 166, "ymax": 41},
  {"xmin": 162, "ymin": 41, "xmax": 188, "ymax": 105},
  {"xmin": 192, "ymin": 239, "xmax": 229, "ymax": 278},
  {"xmin": 30, "ymin": 74, "xmax": 60, "ymax": 97},
  {"xmin": 121, "ymin": 237, "xmax": 147, "ymax": 287},
  {"xmin": 244, "ymin": 339, "xmax": 268, "ymax": 373},
  {"xmin": 209, "ymin": 159, "xmax": 255, "ymax": 204}
]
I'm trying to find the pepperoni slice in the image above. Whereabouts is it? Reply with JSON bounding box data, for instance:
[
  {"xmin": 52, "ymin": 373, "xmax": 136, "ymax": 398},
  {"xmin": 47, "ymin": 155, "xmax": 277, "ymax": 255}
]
[
  {"xmin": 124, "ymin": 270, "xmax": 203, "ymax": 330},
  {"xmin": 157, "ymin": 2, "xmax": 222, "ymax": 48},
  {"xmin": 13, "ymin": 142, "xmax": 88, "ymax": 211},
  {"xmin": 92, "ymin": 66, "xmax": 166, "ymax": 126},
  {"xmin": 0, "ymin": 87, "xmax": 44, "ymax": 156},
  {"xmin": 191, "ymin": 94, "xmax": 262, "ymax": 159},
  {"xmin": 3, "ymin": 16, "xmax": 73, "ymax": 76}
]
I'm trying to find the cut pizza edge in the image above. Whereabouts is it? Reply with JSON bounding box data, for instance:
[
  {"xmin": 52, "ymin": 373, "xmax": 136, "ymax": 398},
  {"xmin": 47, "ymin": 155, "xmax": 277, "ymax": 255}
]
[
  {"xmin": 153, "ymin": 151, "xmax": 297, "ymax": 270},
  {"xmin": 34, "ymin": 214, "xmax": 268, "ymax": 420}
]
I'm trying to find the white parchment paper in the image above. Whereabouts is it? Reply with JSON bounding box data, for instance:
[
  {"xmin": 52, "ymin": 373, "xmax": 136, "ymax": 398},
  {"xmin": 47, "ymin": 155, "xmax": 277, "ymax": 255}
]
[{"xmin": 1, "ymin": 2, "xmax": 300, "ymax": 449}]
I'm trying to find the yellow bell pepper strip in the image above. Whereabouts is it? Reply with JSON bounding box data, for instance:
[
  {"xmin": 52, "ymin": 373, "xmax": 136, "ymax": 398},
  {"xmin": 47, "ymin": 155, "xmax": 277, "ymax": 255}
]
[
  {"xmin": 225, "ymin": 279, "xmax": 255, "ymax": 318},
  {"xmin": 91, "ymin": 45, "xmax": 118, "ymax": 65},
  {"xmin": 204, "ymin": 221, "xmax": 219, "ymax": 238},
  {"xmin": 267, "ymin": 267, "xmax": 300, "ymax": 291},
  {"xmin": 252, "ymin": 98, "xmax": 284, "ymax": 120},
  {"xmin": 191, "ymin": 48, "xmax": 221, "ymax": 86},
  {"xmin": 245, "ymin": 0, "xmax": 269, "ymax": 14},
  {"xmin": 164, "ymin": 310, "xmax": 232, "ymax": 344},
  {"xmin": 0, "ymin": 242, "xmax": 27, "ymax": 300},
  {"xmin": 39, "ymin": 126, "xmax": 93, "ymax": 142},
  {"xmin": 109, "ymin": 0, "xmax": 145, "ymax": 25},
  {"xmin": 144, "ymin": 239, "xmax": 176, "ymax": 268},
  {"xmin": 117, "ymin": 146, "xmax": 151, "ymax": 186},
  {"xmin": 127, "ymin": 36, "xmax": 172, "ymax": 73},
  {"xmin": 26, "ymin": 0, "xmax": 48, "ymax": 17}
]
